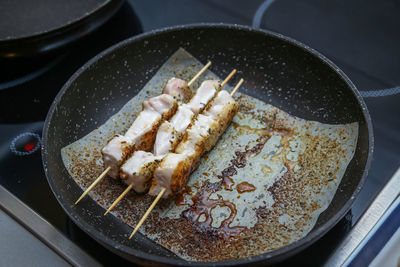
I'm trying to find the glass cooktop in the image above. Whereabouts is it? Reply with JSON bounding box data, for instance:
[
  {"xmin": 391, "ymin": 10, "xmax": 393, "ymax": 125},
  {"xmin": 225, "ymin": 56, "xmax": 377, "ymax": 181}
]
[{"xmin": 0, "ymin": 0, "xmax": 399, "ymax": 265}]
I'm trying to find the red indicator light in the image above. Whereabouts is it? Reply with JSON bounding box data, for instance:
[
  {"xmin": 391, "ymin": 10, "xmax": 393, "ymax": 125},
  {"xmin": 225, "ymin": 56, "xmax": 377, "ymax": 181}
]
[
  {"xmin": 10, "ymin": 132, "xmax": 41, "ymax": 156},
  {"xmin": 24, "ymin": 143, "xmax": 35, "ymax": 152}
]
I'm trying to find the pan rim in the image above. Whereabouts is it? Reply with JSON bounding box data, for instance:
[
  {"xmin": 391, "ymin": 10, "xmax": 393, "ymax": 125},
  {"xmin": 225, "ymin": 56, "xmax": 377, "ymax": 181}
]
[{"xmin": 42, "ymin": 23, "xmax": 373, "ymax": 266}]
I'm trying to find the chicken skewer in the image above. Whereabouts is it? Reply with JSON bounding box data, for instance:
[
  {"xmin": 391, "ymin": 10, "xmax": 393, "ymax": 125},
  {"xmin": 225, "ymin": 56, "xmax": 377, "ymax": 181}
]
[
  {"xmin": 103, "ymin": 62, "xmax": 213, "ymax": 180},
  {"xmin": 75, "ymin": 62, "xmax": 211, "ymax": 205},
  {"xmin": 129, "ymin": 78, "xmax": 244, "ymax": 238},
  {"xmin": 149, "ymin": 81, "xmax": 241, "ymax": 198},
  {"xmin": 104, "ymin": 70, "xmax": 237, "ymax": 215},
  {"xmin": 75, "ymin": 94, "xmax": 178, "ymax": 206},
  {"xmin": 105, "ymin": 80, "xmax": 219, "ymax": 215}
]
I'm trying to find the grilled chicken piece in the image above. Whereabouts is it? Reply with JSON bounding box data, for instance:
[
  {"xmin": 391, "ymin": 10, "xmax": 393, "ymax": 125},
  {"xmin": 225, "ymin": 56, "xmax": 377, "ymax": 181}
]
[
  {"xmin": 154, "ymin": 80, "xmax": 219, "ymax": 156},
  {"xmin": 120, "ymin": 151, "xmax": 163, "ymax": 192},
  {"xmin": 149, "ymin": 90, "xmax": 238, "ymax": 198},
  {"xmin": 163, "ymin": 78, "xmax": 192, "ymax": 103},
  {"xmin": 120, "ymin": 80, "xmax": 220, "ymax": 192},
  {"xmin": 102, "ymin": 78, "xmax": 192, "ymax": 178},
  {"xmin": 102, "ymin": 94, "xmax": 177, "ymax": 178}
]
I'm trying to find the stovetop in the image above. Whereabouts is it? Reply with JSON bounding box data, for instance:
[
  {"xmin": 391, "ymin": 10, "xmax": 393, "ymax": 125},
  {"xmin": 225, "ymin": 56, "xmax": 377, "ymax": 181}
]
[{"xmin": 0, "ymin": 0, "xmax": 399, "ymax": 266}]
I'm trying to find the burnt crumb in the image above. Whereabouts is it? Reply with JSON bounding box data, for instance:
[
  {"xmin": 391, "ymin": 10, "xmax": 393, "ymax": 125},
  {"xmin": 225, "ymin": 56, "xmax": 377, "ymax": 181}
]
[
  {"xmin": 232, "ymin": 151, "xmax": 247, "ymax": 168},
  {"xmin": 257, "ymin": 194, "xmax": 265, "ymax": 200},
  {"xmin": 221, "ymin": 165, "xmax": 237, "ymax": 177},
  {"xmin": 242, "ymin": 207, "xmax": 248, "ymax": 217}
]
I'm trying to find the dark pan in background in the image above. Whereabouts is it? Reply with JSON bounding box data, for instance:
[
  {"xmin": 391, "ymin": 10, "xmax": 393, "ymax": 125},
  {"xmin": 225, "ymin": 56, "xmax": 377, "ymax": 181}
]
[
  {"xmin": 0, "ymin": 0, "xmax": 123, "ymax": 58},
  {"xmin": 42, "ymin": 24, "xmax": 373, "ymax": 265}
]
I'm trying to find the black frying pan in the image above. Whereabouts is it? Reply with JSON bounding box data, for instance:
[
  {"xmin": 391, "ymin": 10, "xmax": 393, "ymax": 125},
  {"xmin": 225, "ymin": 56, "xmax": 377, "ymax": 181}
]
[
  {"xmin": 42, "ymin": 24, "xmax": 373, "ymax": 266},
  {"xmin": 0, "ymin": 0, "xmax": 123, "ymax": 58}
]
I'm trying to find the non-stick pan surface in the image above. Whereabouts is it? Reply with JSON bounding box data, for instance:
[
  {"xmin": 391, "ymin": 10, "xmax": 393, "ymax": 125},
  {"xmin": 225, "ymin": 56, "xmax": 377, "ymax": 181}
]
[{"xmin": 42, "ymin": 24, "xmax": 373, "ymax": 265}]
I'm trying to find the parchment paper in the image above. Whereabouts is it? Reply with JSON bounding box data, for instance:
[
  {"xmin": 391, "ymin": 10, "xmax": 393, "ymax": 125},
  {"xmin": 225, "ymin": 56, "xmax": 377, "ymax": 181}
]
[{"xmin": 61, "ymin": 48, "xmax": 358, "ymax": 261}]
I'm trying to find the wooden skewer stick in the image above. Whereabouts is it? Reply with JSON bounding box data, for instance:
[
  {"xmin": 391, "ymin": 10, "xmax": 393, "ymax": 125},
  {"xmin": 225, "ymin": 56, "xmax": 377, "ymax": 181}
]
[
  {"xmin": 104, "ymin": 69, "xmax": 237, "ymax": 214},
  {"xmin": 220, "ymin": 69, "xmax": 236, "ymax": 89},
  {"xmin": 128, "ymin": 78, "xmax": 244, "ymax": 239},
  {"xmin": 75, "ymin": 166, "xmax": 111, "ymax": 205},
  {"xmin": 188, "ymin": 61, "xmax": 212, "ymax": 87},
  {"xmin": 75, "ymin": 64, "xmax": 213, "ymax": 206},
  {"xmin": 129, "ymin": 187, "xmax": 166, "ymax": 239},
  {"xmin": 231, "ymin": 78, "xmax": 244, "ymax": 96},
  {"xmin": 104, "ymin": 183, "xmax": 134, "ymax": 215}
]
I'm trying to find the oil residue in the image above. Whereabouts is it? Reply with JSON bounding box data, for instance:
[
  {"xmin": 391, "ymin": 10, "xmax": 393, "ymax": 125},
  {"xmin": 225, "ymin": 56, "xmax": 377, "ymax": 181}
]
[
  {"xmin": 236, "ymin": 182, "xmax": 256, "ymax": 193},
  {"xmin": 219, "ymin": 165, "xmax": 236, "ymax": 190},
  {"xmin": 182, "ymin": 181, "xmax": 246, "ymax": 239},
  {"xmin": 183, "ymin": 124, "xmax": 291, "ymax": 240},
  {"xmin": 174, "ymin": 185, "xmax": 192, "ymax": 206},
  {"xmin": 219, "ymin": 124, "xmax": 291, "ymax": 191}
]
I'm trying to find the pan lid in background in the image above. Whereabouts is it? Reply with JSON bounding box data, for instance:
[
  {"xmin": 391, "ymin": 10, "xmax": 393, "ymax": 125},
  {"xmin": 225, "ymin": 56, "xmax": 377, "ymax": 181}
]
[
  {"xmin": 0, "ymin": 0, "xmax": 123, "ymax": 58},
  {"xmin": 0, "ymin": 2, "xmax": 142, "ymax": 123}
]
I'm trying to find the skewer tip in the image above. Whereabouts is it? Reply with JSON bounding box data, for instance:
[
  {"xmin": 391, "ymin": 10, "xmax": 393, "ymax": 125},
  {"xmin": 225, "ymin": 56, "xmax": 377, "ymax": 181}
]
[
  {"xmin": 187, "ymin": 61, "xmax": 212, "ymax": 86},
  {"xmin": 220, "ymin": 69, "xmax": 237, "ymax": 89},
  {"xmin": 104, "ymin": 183, "xmax": 134, "ymax": 216},
  {"xmin": 129, "ymin": 228, "xmax": 138, "ymax": 239},
  {"xmin": 129, "ymin": 187, "xmax": 166, "ymax": 239},
  {"xmin": 231, "ymin": 78, "xmax": 244, "ymax": 96},
  {"xmin": 74, "ymin": 166, "xmax": 111, "ymax": 205}
]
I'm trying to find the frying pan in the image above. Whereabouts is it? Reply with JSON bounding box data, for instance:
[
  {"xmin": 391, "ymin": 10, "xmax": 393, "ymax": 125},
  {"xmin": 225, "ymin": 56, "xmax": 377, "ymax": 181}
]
[
  {"xmin": 42, "ymin": 24, "xmax": 373, "ymax": 265},
  {"xmin": 0, "ymin": 0, "xmax": 123, "ymax": 58}
]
